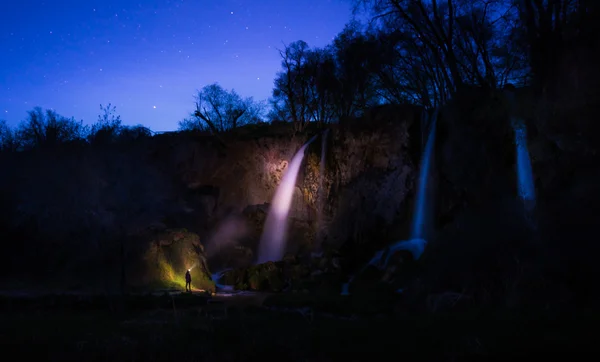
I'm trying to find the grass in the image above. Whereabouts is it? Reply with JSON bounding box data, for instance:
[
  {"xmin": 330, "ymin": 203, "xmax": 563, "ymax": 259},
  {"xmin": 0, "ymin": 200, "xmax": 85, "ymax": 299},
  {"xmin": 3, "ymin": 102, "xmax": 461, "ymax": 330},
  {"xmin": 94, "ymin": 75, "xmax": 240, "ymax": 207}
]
[{"xmin": 0, "ymin": 291, "xmax": 596, "ymax": 361}]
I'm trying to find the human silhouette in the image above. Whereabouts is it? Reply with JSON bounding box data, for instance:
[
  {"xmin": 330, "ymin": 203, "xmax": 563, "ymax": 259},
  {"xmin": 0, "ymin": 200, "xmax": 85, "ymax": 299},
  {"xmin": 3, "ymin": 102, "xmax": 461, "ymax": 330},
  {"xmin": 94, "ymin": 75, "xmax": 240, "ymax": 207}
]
[{"xmin": 185, "ymin": 269, "xmax": 192, "ymax": 292}]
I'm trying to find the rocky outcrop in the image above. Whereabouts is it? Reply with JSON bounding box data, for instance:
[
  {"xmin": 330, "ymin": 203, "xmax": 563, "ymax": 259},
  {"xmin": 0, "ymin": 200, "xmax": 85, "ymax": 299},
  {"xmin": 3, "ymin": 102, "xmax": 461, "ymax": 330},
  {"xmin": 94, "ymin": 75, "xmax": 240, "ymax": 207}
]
[{"xmin": 142, "ymin": 228, "xmax": 215, "ymax": 293}]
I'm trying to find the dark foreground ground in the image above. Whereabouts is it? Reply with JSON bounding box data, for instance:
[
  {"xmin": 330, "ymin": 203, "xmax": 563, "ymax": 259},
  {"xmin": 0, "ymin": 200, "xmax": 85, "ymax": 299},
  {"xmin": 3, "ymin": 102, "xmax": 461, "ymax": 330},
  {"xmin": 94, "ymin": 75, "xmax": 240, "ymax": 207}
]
[{"xmin": 0, "ymin": 291, "xmax": 596, "ymax": 361}]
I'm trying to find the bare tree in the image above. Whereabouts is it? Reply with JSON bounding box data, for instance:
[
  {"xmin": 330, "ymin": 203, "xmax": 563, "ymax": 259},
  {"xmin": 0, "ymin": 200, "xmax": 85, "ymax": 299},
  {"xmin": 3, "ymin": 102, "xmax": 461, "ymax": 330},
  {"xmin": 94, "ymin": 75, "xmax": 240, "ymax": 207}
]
[
  {"xmin": 88, "ymin": 103, "xmax": 123, "ymax": 145},
  {"xmin": 303, "ymin": 47, "xmax": 338, "ymax": 126},
  {"xmin": 331, "ymin": 22, "xmax": 381, "ymax": 116},
  {"xmin": 352, "ymin": 0, "xmax": 527, "ymax": 106},
  {"xmin": 272, "ymin": 41, "xmax": 313, "ymax": 131},
  {"xmin": 16, "ymin": 107, "xmax": 87, "ymax": 149},
  {"xmin": 182, "ymin": 83, "xmax": 261, "ymax": 133}
]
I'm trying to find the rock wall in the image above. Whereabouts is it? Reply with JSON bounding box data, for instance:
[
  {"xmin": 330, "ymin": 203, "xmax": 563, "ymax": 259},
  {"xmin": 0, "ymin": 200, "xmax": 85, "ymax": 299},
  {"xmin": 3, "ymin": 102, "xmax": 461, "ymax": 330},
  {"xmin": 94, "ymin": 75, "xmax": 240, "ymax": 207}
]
[{"xmin": 150, "ymin": 106, "xmax": 422, "ymax": 257}]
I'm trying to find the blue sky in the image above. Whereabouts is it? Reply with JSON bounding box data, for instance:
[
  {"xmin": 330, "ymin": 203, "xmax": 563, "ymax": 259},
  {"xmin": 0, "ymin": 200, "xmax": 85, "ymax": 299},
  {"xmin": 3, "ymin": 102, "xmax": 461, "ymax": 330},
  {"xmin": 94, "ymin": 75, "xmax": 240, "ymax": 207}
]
[{"xmin": 0, "ymin": 0, "xmax": 352, "ymax": 131}]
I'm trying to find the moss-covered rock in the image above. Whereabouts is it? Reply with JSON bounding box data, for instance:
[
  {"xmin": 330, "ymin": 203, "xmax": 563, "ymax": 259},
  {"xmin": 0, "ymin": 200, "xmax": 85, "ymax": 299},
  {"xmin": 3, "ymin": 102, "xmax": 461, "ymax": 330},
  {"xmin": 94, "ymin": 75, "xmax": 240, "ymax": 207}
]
[{"xmin": 142, "ymin": 228, "xmax": 215, "ymax": 293}]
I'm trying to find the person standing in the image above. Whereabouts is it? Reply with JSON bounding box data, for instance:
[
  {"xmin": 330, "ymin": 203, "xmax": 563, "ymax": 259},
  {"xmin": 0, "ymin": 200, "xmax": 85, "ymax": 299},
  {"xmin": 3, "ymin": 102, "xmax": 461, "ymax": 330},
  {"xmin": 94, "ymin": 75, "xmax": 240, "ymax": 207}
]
[{"xmin": 185, "ymin": 269, "xmax": 192, "ymax": 292}]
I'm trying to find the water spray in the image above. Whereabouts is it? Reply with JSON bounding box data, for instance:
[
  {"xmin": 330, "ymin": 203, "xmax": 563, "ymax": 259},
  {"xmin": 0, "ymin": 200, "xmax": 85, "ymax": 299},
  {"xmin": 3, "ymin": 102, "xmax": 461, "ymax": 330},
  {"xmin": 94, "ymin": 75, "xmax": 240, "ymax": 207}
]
[{"xmin": 211, "ymin": 270, "xmax": 234, "ymax": 292}]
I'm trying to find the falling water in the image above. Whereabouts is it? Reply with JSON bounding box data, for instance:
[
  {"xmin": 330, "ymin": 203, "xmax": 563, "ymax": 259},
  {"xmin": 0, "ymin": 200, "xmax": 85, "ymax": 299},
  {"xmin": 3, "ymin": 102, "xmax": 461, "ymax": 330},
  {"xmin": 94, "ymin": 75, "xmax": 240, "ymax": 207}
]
[
  {"xmin": 316, "ymin": 129, "xmax": 329, "ymax": 247},
  {"xmin": 257, "ymin": 135, "xmax": 318, "ymax": 263},
  {"xmin": 514, "ymin": 122, "xmax": 536, "ymax": 209},
  {"xmin": 340, "ymin": 109, "xmax": 437, "ymax": 295},
  {"xmin": 505, "ymin": 89, "xmax": 536, "ymax": 215},
  {"xmin": 411, "ymin": 108, "xmax": 437, "ymax": 240}
]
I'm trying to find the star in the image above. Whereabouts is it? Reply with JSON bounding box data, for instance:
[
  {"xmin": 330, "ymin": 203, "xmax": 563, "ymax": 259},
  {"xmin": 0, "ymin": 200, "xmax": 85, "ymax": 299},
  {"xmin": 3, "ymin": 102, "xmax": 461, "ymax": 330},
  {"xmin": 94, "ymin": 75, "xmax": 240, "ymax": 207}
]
[{"xmin": 1, "ymin": 0, "xmax": 354, "ymax": 130}]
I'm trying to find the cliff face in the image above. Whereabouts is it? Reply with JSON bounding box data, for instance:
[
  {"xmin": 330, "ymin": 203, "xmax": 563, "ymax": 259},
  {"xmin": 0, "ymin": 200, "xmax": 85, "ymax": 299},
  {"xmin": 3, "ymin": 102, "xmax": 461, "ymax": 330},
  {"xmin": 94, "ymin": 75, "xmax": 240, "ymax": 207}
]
[
  {"xmin": 324, "ymin": 107, "xmax": 419, "ymax": 247},
  {"xmin": 0, "ymin": 105, "xmax": 422, "ymax": 283},
  {"xmin": 150, "ymin": 105, "xmax": 422, "ymax": 257},
  {"xmin": 2, "ymin": 90, "xmax": 600, "ymax": 299}
]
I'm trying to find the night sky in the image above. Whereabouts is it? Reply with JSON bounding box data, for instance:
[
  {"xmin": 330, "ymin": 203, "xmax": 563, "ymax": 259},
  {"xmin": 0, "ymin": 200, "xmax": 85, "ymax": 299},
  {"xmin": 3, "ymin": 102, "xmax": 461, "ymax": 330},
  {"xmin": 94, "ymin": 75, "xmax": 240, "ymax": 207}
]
[{"xmin": 1, "ymin": 0, "xmax": 352, "ymax": 131}]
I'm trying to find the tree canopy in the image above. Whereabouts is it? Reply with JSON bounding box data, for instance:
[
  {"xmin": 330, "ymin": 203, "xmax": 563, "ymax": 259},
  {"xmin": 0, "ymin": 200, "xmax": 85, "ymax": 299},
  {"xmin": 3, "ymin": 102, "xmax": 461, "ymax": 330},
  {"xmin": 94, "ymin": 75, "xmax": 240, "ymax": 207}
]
[{"xmin": 264, "ymin": 0, "xmax": 598, "ymax": 130}]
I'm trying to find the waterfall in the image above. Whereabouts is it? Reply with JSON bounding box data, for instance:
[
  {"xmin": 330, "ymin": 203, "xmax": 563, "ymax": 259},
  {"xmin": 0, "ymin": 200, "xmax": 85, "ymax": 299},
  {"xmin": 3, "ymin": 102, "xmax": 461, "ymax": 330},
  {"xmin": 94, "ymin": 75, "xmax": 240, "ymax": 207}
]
[
  {"xmin": 411, "ymin": 108, "xmax": 437, "ymax": 240},
  {"xmin": 257, "ymin": 135, "xmax": 318, "ymax": 263},
  {"xmin": 340, "ymin": 108, "xmax": 438, "ymax": 295}
]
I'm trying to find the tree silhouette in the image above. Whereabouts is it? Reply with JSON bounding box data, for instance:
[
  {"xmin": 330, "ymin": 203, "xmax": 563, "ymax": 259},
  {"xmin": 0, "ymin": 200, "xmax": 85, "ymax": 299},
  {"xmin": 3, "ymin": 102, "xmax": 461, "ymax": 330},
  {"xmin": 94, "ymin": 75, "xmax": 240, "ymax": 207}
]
[
  {"xmin": 181, "ymin": 83, "xmax": 263, "ymax": 133},
  {"xmin": 304, "ymin": 47, "xmax": 338, "ymax": 126},
  {"xmin": 118, "ymin": 125, "xmax": 152, "ymax": 142},
  {"xmin": 271, "ymin": 40, "xmax": 313, "ymax": 131},
  {"xmin": 16, "ymin": 107, "xmax": 87, "ymax": 149},
  {"xmin": 88, "ymin": 103, "xmax": 123, "ymax": 145},
  {"xmin": 0, "ymin": 120, "xmax": 18, "ymax": 152},
  {"xmin": 349, "ymin": 0, "xmax": 599, "ymax": 106}
]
